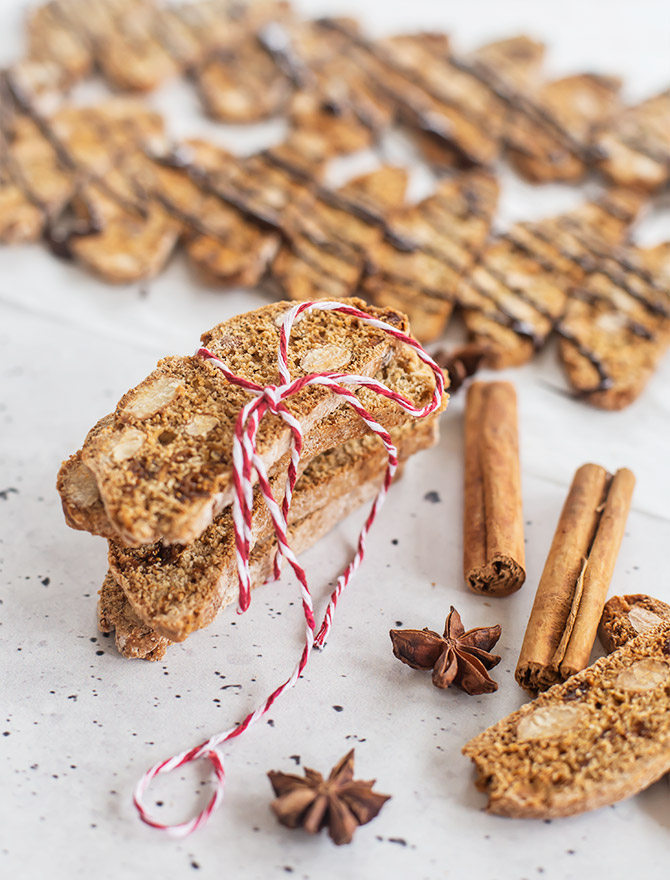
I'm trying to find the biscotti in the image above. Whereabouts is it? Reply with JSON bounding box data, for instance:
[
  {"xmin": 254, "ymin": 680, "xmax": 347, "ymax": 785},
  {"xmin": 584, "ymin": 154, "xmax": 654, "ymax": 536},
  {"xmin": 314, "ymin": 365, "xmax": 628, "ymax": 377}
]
[
  {"xmin": 506, "ymin": 73, "xmax": 621, "ymax": 183},
  {"xmin": 57, "ymin": 298, "xmax": 445, "ymax": 547},
  {"xmin": 98, "ymin": 571, "xmax": 170, "ymax": 662},
  {"xmin": 108, "ymin": 415, "xmax": 438, "ymax": 643},
  {"xmin": 274, "ymin": 166, "xmax": 408, "ymax": 303},
  {"xmin": 459, "ymin": 189, "xmax": 643, "ymax": 368},
  {"xmin": 599, "ymin": 594, "xmax": 670, "ymax": 653},
  {"xmin": 100, "ymin": 459, "xmax": 410, "ymax": 660},
  {"xmin": 557, "ymin": 241, "xmax": 670, "ymax": 409},
  {"xmin": 57, "ymin": 336, "xmax": 445, "ymax": 542},
  {"xmin": 594, "ymin": 90, "xmax": 670, "ymax": 192},
  {"xmin": 363, "ymin": 169, "xmax": 499, "ymax": 343},
  {"xmin": 463, "ymin": 622, "xmax": 670, "ymax": 819}
]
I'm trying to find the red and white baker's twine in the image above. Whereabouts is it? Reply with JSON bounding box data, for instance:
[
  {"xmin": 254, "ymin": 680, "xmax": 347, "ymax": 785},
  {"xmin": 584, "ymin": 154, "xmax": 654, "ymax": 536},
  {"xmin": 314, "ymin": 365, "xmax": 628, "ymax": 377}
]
[{"xmin": 133, "ymin": 301, "xmax": 444, "ymax": 837}]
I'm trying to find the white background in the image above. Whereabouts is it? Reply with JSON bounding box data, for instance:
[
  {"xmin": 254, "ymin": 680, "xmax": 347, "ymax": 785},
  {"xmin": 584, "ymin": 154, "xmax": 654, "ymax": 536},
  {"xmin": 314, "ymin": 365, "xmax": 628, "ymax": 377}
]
[{"xmin": 1, "ymin": 1, "xmax": 669, "ymax": 878}]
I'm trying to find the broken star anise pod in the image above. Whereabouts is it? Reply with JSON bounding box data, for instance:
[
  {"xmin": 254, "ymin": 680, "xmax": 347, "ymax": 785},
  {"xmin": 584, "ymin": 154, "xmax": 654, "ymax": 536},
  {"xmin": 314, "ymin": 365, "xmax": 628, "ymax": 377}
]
[
  {"xmin": 267, "ymin": 749, "xmax": 391, "ymax": 846},
  {"xmin": 390, "ymin": 606, "xmax": 502, "ymax": 695}
]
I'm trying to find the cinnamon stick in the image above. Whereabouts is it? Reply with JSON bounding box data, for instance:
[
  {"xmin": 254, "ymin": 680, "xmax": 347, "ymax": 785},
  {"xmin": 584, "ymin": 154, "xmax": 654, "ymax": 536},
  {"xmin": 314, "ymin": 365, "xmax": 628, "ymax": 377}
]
[
  {"xmin": 463, "ymin": 381, "xmax": 525, "ymax": 596},
  {"xmin": 515, "ymin": 463, "xmax": 635, "ymax": 692}
]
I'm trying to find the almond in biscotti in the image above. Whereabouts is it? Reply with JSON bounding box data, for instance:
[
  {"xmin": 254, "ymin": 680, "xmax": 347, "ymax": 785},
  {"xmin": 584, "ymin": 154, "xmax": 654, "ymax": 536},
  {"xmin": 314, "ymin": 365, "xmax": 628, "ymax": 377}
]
[
  {"xmin": 463, "ymin": 622, "xmax": 670, "ymax": 819},
  {"xmin": 58, "ymin": 298, "xmax": 439, "ymax": 547}
]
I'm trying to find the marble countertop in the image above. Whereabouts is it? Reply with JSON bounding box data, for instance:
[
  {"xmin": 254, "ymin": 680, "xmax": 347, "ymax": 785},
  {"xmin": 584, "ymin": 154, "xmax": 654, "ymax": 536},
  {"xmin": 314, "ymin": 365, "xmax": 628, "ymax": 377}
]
[{"xmin": 1, "ymin": 1, "xmax": 669, "ymax": 877}]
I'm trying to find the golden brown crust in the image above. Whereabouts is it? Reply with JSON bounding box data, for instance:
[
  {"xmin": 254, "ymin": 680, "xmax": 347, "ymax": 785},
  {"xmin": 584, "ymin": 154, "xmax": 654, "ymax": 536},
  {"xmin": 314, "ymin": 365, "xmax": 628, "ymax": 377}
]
[{"xmin": 464, "ymin": 623, "xmax": 670, "ymax": 819}]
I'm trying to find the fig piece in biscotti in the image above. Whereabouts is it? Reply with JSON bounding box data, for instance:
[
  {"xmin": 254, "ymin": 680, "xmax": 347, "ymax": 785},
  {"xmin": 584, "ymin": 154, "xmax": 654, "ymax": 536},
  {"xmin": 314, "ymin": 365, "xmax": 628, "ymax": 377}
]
[
  {"xmin": 58, "ymin": 298, "xmax": 443, "ymax": 547},
  {"xmin": 463, "ymin": 622, "xmax": 670, "ymax": 819}
]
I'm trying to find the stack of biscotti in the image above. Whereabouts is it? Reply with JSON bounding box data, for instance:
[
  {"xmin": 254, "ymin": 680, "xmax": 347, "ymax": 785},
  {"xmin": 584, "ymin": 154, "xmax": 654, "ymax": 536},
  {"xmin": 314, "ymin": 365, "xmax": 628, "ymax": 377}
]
[{"xmin": 57, "ymin": 298, "xmax": 447, "ymax": 659}]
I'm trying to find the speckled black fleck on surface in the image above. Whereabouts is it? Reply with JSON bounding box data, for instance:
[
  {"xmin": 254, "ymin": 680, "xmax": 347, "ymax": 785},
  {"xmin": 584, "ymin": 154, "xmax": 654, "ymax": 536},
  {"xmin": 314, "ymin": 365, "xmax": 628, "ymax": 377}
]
[
  {"xmin": 423, "ymin": 491, "xmax": 441, "ymax": 503},
  {"xmin": 0, "ymin": 487, "xmax": 18, "ymax": 501},
  {"xmin": 332, "ymin": 705, "xmax": 343, "ymax": 712}
]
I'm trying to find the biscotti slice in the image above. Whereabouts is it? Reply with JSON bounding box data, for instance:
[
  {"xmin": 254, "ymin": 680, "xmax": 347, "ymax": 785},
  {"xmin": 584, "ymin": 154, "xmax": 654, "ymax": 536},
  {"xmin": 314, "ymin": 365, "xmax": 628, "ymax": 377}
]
[
  {"xmin": 59, "ymin": 298, "xmax": 432, "ymax": 546},
  {"xmin": 557, "ymin": 241, "xmax": 670, "ymax": 409},
  {"xmin": 202, "ymin": 144, "xmax": 317, "ymax": 234},
  {"xmin": 194, "ymin": 33, "xmax": 292, "ymax": 123},
  {"xmin": 506, "ymin": 73, "xmax": 621, "ymax": 183},
  {"xmin": 273, "ymin": 166, "xmax": 408, "ymax": 302},
  {"xmin": 98, "ymin": 571, "xmax": 170, "ymax": 662},
  {"xmin": 25, "ymin": 3, "xmax": 93, "ymax": 88},
  {"xmin": 57, "ymin": 341, "xmax": 445, "ymax": 541},
  {"xmin": 594, "ymin": 89, "xmax": 670, "ymax": 192},
  {"xmin": 108, "ymin": 414, "xmax": 439, "ymax": 642},
  {"xmin": 459, "ymin": 188, "xmax": 644, "ymax": 367},
  {"xmin": 142, "ymin": 139, "xmax": 281, "ymax": 287},
  {"xmin": 50, "ymin": 99, "xmax": 166, "ymax": 178},
  {"xmin": 67, "ymin": 172, "xmax": 180, "ymax": 283},
  {"xmin": 463, "ymin": 622, "xmax": 670, "ymax": 819},
  {"xmin": 64, "ymin": 0, "xmax": 180, "ymax": 93},
  {"xmin": 336, "ymin": 28, "xmax": 543, "ymax": 167},
  {"xmin": 100, "ymin": 457, "xmax": 407, "ymax": 660},
  {"xmin": 364, "ymin": 169, "xmax": 499, "ymax": 343},
  {"xmin": 599, "ymin": 594, "xmax": 670, "ymax": 653}
]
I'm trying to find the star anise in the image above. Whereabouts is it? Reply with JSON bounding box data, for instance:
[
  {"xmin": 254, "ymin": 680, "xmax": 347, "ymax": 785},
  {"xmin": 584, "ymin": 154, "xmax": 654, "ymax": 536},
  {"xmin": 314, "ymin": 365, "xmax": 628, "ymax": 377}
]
[
  {"xmin": 267, "ymin": 749, "xmax": 391, "ymax": 845},
  {"xmin": 390, "ymin": 606, "xmax": 502, "ymax": 695}
]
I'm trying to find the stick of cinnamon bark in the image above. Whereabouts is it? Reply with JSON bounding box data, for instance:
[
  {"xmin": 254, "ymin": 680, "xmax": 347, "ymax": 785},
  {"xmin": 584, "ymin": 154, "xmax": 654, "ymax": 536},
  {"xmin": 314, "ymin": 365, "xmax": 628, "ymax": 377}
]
[
  {"xmin": 463, "ymin": 381, "xmax": 525, "ymax": 596},
  {"xmin": 516, "ymin": 463, "xmax": 635, "ymax": 692}
]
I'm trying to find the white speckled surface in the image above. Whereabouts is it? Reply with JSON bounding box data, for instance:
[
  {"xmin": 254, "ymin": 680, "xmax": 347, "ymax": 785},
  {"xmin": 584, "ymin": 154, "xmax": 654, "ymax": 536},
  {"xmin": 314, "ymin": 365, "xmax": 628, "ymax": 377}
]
[{"xmin": 1, "ymin": 1, "xmax": 670, "ymax": 878}]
